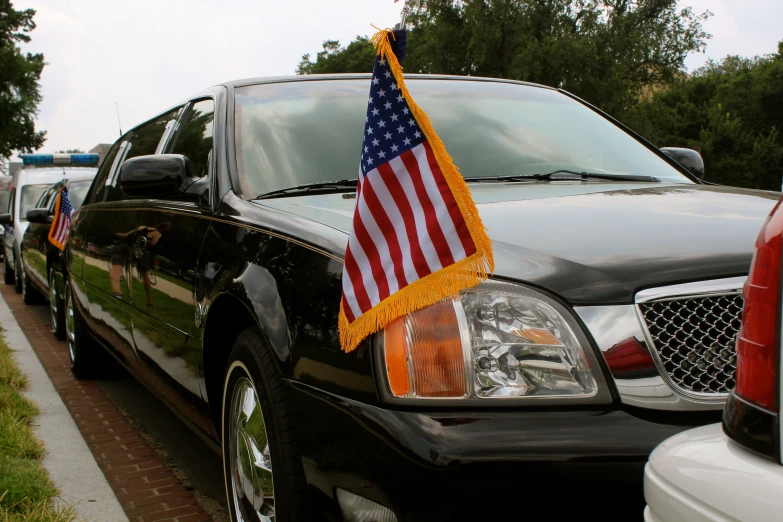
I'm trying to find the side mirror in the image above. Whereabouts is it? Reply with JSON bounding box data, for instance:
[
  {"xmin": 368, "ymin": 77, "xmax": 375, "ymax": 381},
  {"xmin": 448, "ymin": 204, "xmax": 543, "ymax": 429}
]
[
  {"xmin": 119, "ymin": 154, "xmax": 200, "ymax": 200},
  {"xmin": 0, "ymin": 214, "xmax": 10, "ymax": 225},
  {"xmin": 660, "ymin": 147, "xmax": 705, "ymax": 179},
  {"xmin": 26, "ymin": 208, "xmax": 53, "ymax": 224}
]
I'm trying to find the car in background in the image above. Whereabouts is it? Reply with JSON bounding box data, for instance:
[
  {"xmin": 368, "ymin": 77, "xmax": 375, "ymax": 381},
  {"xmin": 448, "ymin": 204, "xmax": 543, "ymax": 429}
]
[
  {"xmin": 63, "ymin": 75, "xmax": 781, "ymax": 521},
  {"xmin": 0, "ymin": 153, "xmax": 99, "ymax": 293},
  {"xmin": 21, "ymin": 173, "xmax": 97, "ymax": 338},
  {"xmin": 0, "ymin": 176, "xmax": 12, "ymax": 261},
  {"xmin": 644, "ymin": 198, "xmax": 783, "ymax": 522}
]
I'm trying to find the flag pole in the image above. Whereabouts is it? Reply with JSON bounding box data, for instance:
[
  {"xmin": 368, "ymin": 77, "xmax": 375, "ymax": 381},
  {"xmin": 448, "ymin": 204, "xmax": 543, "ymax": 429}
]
[{"xmin": 395, "ymin": 0, "xmax": 422, "ymax": 30}]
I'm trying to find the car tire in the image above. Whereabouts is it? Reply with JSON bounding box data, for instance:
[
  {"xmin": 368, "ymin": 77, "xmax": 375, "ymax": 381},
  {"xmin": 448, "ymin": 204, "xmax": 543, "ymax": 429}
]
[
  {"xmin": 3, "ymin": 257, "xmax": 13, "ymax": 285},
  {"xmin": 49, "ymin": 268, "xmax": 65, "ymax": 340},
  {"xmin": 64, "ymin": 280, "xmax": 103, "ymax": 379},
  {"xmin": 14, "ymin": 252, "xmax": 22, "ymax": 294},
  {"xmin": 222, "ymin": 328, "xmax": 310, "ymax": 522},
  {"xmin": 21, "ymin": 263, "xmax": 41, "ymax": 305}
]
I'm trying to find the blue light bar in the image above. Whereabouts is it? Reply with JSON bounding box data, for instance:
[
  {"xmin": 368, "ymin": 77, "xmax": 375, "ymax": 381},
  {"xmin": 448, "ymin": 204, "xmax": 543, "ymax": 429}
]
[
  {"xmin": 21, "ymin": 153, "xmax": 99, "ymax": 167},
  {"xmin": 66, "ymin": 154, "xmax": 100, "ymax": 165},
  {"xmin": 21, "ymin": 154, "xmax": 53, "ymax": 165}
]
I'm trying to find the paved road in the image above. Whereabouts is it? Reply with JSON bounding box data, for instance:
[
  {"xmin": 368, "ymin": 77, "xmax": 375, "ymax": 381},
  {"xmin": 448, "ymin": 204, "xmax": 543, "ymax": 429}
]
[{"xmin": 26, "ymin": 301, "xmax": 228, "ymax": 521}]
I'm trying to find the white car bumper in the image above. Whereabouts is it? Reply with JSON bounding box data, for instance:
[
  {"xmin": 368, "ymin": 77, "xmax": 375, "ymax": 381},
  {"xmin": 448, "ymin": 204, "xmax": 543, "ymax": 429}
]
[{"xmin": 644, "ymin": 423, "xmax": 783, "ymax": 522}]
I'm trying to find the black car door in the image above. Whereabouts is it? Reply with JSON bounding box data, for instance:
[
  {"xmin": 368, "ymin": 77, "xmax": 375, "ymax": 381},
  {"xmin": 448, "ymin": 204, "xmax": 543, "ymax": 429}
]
[
  {"xmin": 127, "ymin": 97, "xmax": 215, "ymax": 436},
  {"xmin": 80, "ymin": 108, "xmax": 182, "ymax": 369}
]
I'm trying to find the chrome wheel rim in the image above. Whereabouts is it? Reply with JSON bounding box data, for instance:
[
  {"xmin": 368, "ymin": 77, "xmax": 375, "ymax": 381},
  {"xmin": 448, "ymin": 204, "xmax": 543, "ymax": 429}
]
[
  {"xmin": 21, "ymin": 268, "xmax": 27, "ymax": 297},
  {"xmin": 16, "ymin": 256, "xmax": 22, "ymax": 288},
  {"xmin": 49, "ymin": 272, "xmax": 58, "ymax": 332},
  {"xmin": 65, "ymin": 288, "xmax": 76, "ymax": 365},
  {"xmin": 229, "ymin": 375, "xmax": 274, "ymax": 522}
]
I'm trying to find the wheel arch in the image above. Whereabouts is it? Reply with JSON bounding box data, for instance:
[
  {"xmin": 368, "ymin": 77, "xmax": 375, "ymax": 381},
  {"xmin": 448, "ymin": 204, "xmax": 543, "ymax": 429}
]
[{"xmin": 201, "ymin": 291, "xmax": 261, "ymax": 432}]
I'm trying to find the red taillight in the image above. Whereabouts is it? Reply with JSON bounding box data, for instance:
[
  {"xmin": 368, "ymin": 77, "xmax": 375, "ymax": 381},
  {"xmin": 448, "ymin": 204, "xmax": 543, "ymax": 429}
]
[{"xmin": 735, "ymin": 199, "xmax": 783, "ymax": 412}]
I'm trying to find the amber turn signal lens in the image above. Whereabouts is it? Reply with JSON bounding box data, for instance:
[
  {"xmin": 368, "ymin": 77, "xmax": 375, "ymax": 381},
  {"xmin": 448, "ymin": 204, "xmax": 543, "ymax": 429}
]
[
  {"xmin": 384, "ymin": 317, "xmax": 410, "ymax": 397},
  {"xmin": 384, "ymin": 300, "xmax": 468, "ymax": 398}
]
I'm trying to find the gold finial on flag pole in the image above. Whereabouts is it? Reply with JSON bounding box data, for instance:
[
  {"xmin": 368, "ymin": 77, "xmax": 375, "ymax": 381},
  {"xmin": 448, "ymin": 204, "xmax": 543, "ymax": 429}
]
[{"xmin": 394, "ymin": 0, "xmax": 422, "ymax": 30}]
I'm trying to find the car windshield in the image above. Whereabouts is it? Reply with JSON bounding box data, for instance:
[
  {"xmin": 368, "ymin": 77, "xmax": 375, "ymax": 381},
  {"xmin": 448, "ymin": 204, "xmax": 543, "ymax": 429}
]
[
  {"xmin": 234, "ymin": 79, "xmax": 693, "ymax": 198},
  {"xmin": 68, "ymin": 181, "xmax": 92, "ymax": 210},
  {"xmin": 20, "ymin": 184, "xmax": 50, "ymax": 221}
]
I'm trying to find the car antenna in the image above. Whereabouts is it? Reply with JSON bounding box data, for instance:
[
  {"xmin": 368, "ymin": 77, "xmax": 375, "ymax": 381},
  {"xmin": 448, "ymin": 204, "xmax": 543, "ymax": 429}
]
[{"xmin": 115, "ymin": 102, "xmax": 123, "ymax": 137}]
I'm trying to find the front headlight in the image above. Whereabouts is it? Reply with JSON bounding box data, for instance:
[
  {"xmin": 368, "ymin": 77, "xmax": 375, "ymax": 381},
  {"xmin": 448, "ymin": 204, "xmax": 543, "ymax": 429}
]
[{"xmin": 380, "ymin": 280, "xmax": 605, "ymax": 402}]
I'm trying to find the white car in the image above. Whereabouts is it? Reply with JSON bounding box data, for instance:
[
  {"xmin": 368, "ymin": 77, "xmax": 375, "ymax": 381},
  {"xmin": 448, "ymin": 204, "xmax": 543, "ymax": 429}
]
[
  {"xmin": 644, "ymin": 198, "xmax": 783, "ymax": 522},
  {"xmin": 0, "ymin": 153, "xmax": 98, "ymax": 292}
]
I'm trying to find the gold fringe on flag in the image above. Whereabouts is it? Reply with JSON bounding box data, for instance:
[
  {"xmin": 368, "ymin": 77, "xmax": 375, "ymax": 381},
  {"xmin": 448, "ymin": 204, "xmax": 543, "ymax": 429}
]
[
  {"xmin": 48, "ymin": 187, "xmax": 66, "ymax": 251},
  {"xmin": 338, "ymin": 28, "xmax": 494, "ymax": 353}
]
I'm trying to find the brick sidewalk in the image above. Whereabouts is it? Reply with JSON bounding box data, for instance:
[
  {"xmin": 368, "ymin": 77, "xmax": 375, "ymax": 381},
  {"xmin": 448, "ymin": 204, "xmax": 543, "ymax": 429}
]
[{"xmin": 0, "ymin": 284, "xmax": 212, "ymax": 522}]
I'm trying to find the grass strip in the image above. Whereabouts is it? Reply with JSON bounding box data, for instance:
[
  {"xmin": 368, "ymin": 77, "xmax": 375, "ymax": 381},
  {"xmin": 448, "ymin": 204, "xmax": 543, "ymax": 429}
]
[{"xmin": 0, "ymin": 327, "xmax": 75, "ymax": 521}]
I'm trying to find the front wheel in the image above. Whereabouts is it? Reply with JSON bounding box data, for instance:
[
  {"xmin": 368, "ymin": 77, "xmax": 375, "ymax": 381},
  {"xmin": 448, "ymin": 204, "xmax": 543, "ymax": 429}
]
[
  {"xmin": 21, "ymin": 262, "xmax": 41, "ymax": 305},
  {"xmin": 64, "ymin": 281, "xmax": 103, "ymax": 379},
  {"xmin": 222, "ymin": 329, "xmax": 310, "ymax": 522},
  {"xmin": 14, "ymin": 252, "xmax": 22, "ymax": 294},
  {"xmin": 49, "ymin": 268, "xmax": 65, "ymax": 339}
]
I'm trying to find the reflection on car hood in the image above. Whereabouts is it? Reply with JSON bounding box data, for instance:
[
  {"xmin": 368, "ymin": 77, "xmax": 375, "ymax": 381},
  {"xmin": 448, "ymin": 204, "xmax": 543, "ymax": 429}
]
[{"xmin": 255, "ymin": 182, "xmax": 781, "ymax": 304}]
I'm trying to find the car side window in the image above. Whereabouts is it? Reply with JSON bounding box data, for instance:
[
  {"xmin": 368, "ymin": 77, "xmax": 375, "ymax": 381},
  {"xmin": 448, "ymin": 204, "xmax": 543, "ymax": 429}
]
[
  {"xmin": 168, "ymin": 99, "xmax": 214, "ymax": 179},
  {"xmin": 8, "ymin": 188, "xmax": 15, "ymax": 217},
  {"xmin": 104, "ymin": 106, "xmax": 183, "ymax": 202},
  {"xmin": 38, "ymin": 185, "xmax": 56, "ymax": 209},
  {"xmin": 125, "ymin": 108, "xmax": 183, "ymax": 162},
  {"xmin": 86, "ymin": 139, "xmax": 123, "ymax": 204},
  {"xmin": 46, "ymin": 185, "xmax": 62, "ymax": 211}
]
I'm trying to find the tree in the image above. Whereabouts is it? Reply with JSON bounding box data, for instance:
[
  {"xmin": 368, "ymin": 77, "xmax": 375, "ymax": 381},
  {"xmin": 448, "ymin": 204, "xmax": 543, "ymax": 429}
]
[
  {"xmin": 0, "ymin": 1, "xmax": 45, "ymax": 157},
  {"xmin": 623, "ymin": 42, "xmax": 783, "ymax": 190},
  {"xmin": 297, "ymin": 37, "xmax": 377, "ymax": 75},
  {"xmin": 296, "ymin": 0, "xmax": 710, "ymax": 115}
]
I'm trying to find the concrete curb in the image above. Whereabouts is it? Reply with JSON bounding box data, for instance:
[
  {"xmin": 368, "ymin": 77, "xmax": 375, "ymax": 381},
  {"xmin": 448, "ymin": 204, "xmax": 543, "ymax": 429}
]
[{"xmin": 0, "ymin": 291, "xmax": 129, "ymax": 522}]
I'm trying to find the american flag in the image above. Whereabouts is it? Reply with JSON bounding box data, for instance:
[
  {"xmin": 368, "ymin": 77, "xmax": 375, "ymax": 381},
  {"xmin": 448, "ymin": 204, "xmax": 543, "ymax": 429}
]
[
  {"xmin": 48, "ymin": 186, "xmax": 74, "ymax": 251},
  {"xmin": 339, "ymin": 29, "xmax": 493, "ymax": 352}
]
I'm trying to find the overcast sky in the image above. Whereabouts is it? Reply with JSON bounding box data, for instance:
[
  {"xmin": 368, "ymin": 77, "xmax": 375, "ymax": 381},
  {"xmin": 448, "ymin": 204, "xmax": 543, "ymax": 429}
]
[{"xmin": 14, "ymin": 0, "xmax": 783, "ymax": 155}]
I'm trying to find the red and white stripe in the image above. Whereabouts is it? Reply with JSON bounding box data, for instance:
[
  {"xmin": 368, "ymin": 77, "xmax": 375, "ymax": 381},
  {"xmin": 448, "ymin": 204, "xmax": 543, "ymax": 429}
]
[
  {"xmin": 342, "ymin": 140, "xmax": 476, "ymax": 322},
  {"xmin": 50, "ymin": 209, "xmax": 71, "ymax": 246}
]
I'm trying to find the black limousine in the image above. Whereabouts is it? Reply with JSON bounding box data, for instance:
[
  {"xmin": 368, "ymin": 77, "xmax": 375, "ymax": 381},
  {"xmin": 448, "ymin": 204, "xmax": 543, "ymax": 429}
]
[{"xmin": 54, "ymin": 75, "xmax": 778, "ymax": 521}]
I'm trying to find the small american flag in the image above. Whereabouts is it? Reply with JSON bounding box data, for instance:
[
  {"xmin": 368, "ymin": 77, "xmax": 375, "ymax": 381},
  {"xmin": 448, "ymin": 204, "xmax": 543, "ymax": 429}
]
[
  {"xmin": 48, "ymin": 186, "xmax": 74, "ymax": 251},
  {"xmin": 339, "ymin": 29, "xmax": 493, "ymax": 352}
]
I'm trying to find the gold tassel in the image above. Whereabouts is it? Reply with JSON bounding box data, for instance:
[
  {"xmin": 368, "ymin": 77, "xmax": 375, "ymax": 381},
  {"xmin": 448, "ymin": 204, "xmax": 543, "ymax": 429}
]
[
  {"xmin": 47, "ymin": 188, "xmax": 65, "ymax": 251},
  {"xmin": 339, "ymin": 29, "xmax": 494, "ymax": 353}
]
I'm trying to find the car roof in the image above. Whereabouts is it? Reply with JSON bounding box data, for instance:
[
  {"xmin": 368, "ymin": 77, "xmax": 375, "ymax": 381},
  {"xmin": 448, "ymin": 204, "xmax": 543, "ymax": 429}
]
[
  {"xmin": 219, "ymin": 73, "xmax": 554, "ymax": 90},
  {"xmin": 61, "ymin": 172, "xmax": 98, "ymax": 183},
  {"xmin": 15, "ymin": 167, "xmax": 97, "ymax": 181},
  {"xmin": 10, "ymin": 168, "xmax": 96, "ymax": 194}
]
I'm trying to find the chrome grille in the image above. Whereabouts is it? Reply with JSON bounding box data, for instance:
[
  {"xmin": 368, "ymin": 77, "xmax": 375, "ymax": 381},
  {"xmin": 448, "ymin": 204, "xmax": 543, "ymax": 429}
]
[{"xmin": 640, "ymin": 293, "xmax": 743, "ymax": 395}]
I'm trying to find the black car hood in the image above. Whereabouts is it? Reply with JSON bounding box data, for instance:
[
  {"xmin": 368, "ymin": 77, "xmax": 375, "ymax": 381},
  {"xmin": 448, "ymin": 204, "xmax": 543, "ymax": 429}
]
[{"xmin": 256, "ymin": 181, "xmax": 781, "ymax": 304}]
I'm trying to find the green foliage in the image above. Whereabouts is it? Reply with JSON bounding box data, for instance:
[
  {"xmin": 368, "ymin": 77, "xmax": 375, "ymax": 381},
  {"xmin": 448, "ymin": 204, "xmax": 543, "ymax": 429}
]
[
  {"xmin": 624, "ymin": 44, "xmax": 783, "ymax": 190},
  {"xmin": 0, "ymin": 333, "xmax": 74, "ymax": 520},
  {"xmin": 297, "ymin": 37, "xmax": 377, "ymax": 75},
  {"xmin": 296, "ymin": 0, "xmax": 710, "ymax": 114},
  {"xmin": 0, "ymin": 0, "xmax": 46, "ymax": 157}
]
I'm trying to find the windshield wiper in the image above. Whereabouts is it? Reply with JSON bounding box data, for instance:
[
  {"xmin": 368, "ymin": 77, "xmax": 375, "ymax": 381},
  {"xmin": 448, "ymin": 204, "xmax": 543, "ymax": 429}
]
[
  {"xmin": 254, "ymin": 179, "xmax": 358, "ymax": 200},
  {"xmin": 464, "ymin": 170, "xmax": 660, "ymax": 184}
]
